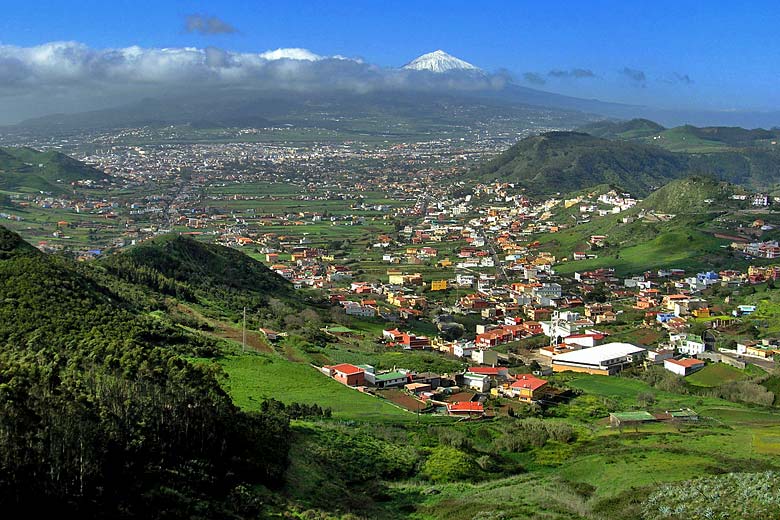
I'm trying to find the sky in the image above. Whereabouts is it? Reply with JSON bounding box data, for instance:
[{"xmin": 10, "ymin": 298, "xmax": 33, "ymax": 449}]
[{"xmin": 1, "ymin": 0, "xmax": 779, "ymax": 124}]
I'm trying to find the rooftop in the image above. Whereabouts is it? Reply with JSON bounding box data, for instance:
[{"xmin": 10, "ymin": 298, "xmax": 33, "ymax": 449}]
[
  {"xmin": 374, "ymin": 371, "xmax": 408, "ymax": 381},
  {"xmin": 553, "ymin": 342, "xmax": 645, "ymax": 364},
  {"xmin": 666, "ymin": 358, "xmax": 705, "ymax": 368}
]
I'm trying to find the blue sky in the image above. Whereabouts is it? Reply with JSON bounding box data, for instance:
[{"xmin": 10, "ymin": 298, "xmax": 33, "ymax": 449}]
[{"xmin": 1, "ymin": 0, "xmax": 779, "ymax": 114}]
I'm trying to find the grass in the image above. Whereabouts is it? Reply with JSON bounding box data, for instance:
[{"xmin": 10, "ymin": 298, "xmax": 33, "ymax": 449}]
[
  {"xmin": 214, "ymin": 351, "xmax": 413, "ymax": 420},
  {"xmin": 686, "ymin": 363, "xmax": 750, "ymax": 387}
]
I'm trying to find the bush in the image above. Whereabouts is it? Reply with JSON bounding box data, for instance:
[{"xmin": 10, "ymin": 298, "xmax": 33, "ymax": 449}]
[{"xmin": 421, "ymin": 446, "xmax": 478, "ymax": 482}]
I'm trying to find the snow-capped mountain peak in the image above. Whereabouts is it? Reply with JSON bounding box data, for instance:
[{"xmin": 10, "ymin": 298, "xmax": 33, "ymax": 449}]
[{"xmin": 402, "ymin": 50, "xmax": 481, "ymax": 73}]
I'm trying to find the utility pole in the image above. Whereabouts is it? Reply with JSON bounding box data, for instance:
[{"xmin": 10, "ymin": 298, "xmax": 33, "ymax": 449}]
[{"xmin": 242, "ymin": 306, "xmax": 247, "ymax": 354}]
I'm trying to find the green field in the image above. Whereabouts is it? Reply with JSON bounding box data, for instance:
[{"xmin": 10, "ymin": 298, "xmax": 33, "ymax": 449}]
[
  {"xmin": 214, "ymin": 352, "xmax": 413, "ymax": 420},
  {"xmin": 686, "ymin": 363, "xmax": 751, "ymax": 387}
]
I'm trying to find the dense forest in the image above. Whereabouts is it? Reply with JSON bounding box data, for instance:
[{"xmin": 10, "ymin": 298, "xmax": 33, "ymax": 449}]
[{"xmin": 0, "ymin": 226, "xmax": 291, "ymax": 517}]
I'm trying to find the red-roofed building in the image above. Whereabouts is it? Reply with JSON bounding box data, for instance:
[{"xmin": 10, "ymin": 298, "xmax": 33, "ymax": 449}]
[
  {"xmin": 663, "ymin": 358, "xmax": 705, "ymax": 376},
  {"xmin": 400, "ymin": 332, "xmax": 431, "ymax": 350},
  {"xmin": 327, "ymin": 363, "xmax": 366, "ymax": 386},
  {"xmin": 447, "ymin": 401, "xmax": 484, "ymax": 416},
  {"xmin": 509, "ymin": 375, "xmax": 549, "ymax": 402}
]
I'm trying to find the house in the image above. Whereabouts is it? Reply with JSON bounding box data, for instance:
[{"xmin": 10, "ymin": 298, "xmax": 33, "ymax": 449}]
[
  {"xmin": 466, "ymin": 367, "xmax": 510, "ymax": 380},
  {"xmin": 382, "ymin": 328, "xmax": 403, "ymax": 341},
  {"xmin": 326, "ymin": 363, "xmax": 366, "ymax": 386},
  {"xmin": 404, "ymin": 382, "xmax": 432, "ymax": 394},
  {"xmin": 471, "ymin": 349, "xmax": 499, "ymax": 366},
  {"xmin": 462, "ymin": 372, "xmax": 491, "ymax": 392},
  {"xmin": 365, "ymin": 371, "xmax": 408, "ymax": 388},
  {"xmin": 664, "ymin": 357, "xmax": 705, "ymax": 376},
  {"xmin": 447, "ymin": 401, "xmax": 484, "ymax": 416},
  {"xmin": 646, "ymin": 348, "xmax": 675, "ymax": 364},
  {"xmin": 551, "ymin": 342, "xmax": 647, "ymax": 375},
  {"xmin": 400, "ymin": 332, "xmax": 431, "ymax": 350},
  {"xmin": 508, "ymin": 375, "xmax": 548, "ymax": 402},
  {"xmin": 454, "ymin": 341, "xmax": 477, "ymax": 358},
  {"xmin": 670, "ymin": 333, "xmax": 707, "ymax": 355},
  {"xmin": 259, "ymin": 328, "xmax": 282, "ymax": 341}
]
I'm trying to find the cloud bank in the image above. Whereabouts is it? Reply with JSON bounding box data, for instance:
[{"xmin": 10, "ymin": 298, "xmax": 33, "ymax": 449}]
[{"xmin": 0, "ymin": 41, "xmax": 512, "ymax": 123}]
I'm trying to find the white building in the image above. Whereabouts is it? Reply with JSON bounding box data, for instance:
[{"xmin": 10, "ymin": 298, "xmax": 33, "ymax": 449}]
[
  {"xmin": 552, "ymin": 342, "xmax": 647, "ymax": 375},
  {"xmin": 471, "ymin": 349, "xmax": 499, "ymax": 366},
  {"xmin": 664, "ymin": 358, "xmax": 705, "ymax": 376}
]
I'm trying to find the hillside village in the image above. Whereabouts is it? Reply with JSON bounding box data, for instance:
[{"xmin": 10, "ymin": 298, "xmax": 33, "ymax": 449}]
[{"xmin": 238, "ymin": 182, "xmax": 780, "ymax": 418}]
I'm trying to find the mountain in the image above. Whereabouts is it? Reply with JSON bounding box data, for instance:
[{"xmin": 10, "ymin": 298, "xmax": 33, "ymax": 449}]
[
  {"xmin": 470, "ymin": 131, "xmax": 690, "ymax": 196},
  {"xmin": 579, "ymin": 118, "xmax": 667, "ymax": 140},
  {"xmin": 13, "ymin": 88, "xmax": 601, "ymax": 135},
  {"xmin": 0, "ymin": 146, "xmax": 106, "ymax": 193},
  {"xmin": 402, "ymin": 50, "xmax": 481, "ymax": 73},
  {"xmin": 0, "ymin": 225, "xmax": 291, "ymax": 516}
]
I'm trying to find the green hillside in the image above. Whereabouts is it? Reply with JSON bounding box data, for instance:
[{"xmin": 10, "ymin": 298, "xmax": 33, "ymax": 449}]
[
  {"xmin": 654, "ymin": 125, "xmax": 780, "ymax": 152},
  {"xmin": 540, "ymin": 177, "xmax": 741, "ymax": 275},
  {"xmin": 639, "ymin": 176, "xmax": 735, "ymax": 214},
  {"xmin": 473, "ymin": 128, "xmax": 780, "ymax": 195},
  {"xmin": 97, "ymin": 234, "xmax": 297, "ymax": 319},
  {"xmin": 580, "ymin": 118, "xmax": 666, "ymax": 140},
  {"xmin": 471, "ymin": 131, "xmax": 689, "ymax": 196},
  {"xmin": 0, "ymin": 146, "xmax": 106, "ymax": 193},
  {"xmin": 0, "ymin": 225, "xmax": 291, "ymax": 517},
  {"xmin": 582, "ymin": 119, "xmax": 779, "ymax": 152}
]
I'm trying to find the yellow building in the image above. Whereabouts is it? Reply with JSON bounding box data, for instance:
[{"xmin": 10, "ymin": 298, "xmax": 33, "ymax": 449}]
[{"xmin": 430, "ymin": 280, "xmax": 448, "ymax": 291}]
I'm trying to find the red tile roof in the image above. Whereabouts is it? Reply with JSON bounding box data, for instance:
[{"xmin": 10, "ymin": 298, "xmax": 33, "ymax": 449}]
[
  {"xmin": 447, "ymin": 401, "xmax": 484, "ymax": 412},
  {"xmin": 468, "ymin": 367, "xmax": 504, "ymax": 375},
  {"xmin": 330, "ymin": 363, "xmax": 364, "ymax": 375},
  {"xmin": 667, "ymin": 358, "xmax": 704, "ymax": 368},
  {"xmin": 510, "ymin": 375, "xmax": 548, "ymax": 391}
]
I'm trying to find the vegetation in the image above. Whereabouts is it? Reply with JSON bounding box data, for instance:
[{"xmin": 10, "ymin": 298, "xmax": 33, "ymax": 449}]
[
  {"xmin": 471, "ymin": 131, "xmax": 689, "ymax": 196},
  {"xmin": 642, "ymin": 471, "xmax": 780, "ymax": 520},
  {"xmin": 0, "ymin": 225, "xmax": 291, "ymax": 517},
  {"xmin": 473, "ymin": 128, "xmax": 780, "ymax": 196},
  {"xmin": 0, "ymin": 146, "xmax": 106, "ymax": 193},
  {"xmin": 97, "ymin": 234, "xmax": 298, "ymax": 320}
]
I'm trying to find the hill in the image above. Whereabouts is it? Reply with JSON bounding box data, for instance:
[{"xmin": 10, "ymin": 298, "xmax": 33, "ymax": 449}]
[
  {"xmin": 0, "ymin": 146, "xmax": 106, "ymax": 193},
  {"xmin": 0, "ymin": 225, "xmax": 291, "ymax": 517},
  {"xmin": 643, "ymin": 125, "xmax": 780, "ymax": 153},
  {"xmin": 97, "ymin": 234, "xmax": 297, "ymax": 319},
  {"xmin": 471, "ymin": 131, "xmax": 690, "ymax": 196},
  {"xmin": 579, "ymin": 118, "xmax": 666, "ymax": 140},
  {"xmin": 472, "ymin": 129, "xmax": 780, "ymax": 195},
  {"xmin": 638, "ymin": 176, "xmax": 736, "ymax": 214},
  {"xmin": 538, "ymin": 176, "xmax": 744, "ymax": 275},
  {"xmin": 582, "ymin": 119, "xmax": 780, "ymax": 151}
]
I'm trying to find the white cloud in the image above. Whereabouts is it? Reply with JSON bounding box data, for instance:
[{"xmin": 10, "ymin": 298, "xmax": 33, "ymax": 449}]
[
  {"xmin": 0, "ymin": 41, "xmax": 502, "ymax": 123},
  {"xmin": 258, "ymin": 48, "xmax": 323, "ymax": 61}
]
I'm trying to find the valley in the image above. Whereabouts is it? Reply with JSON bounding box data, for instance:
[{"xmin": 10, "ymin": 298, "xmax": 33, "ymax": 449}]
[{"xmin": 2, "ymin": 116, "xmax": 780, "ymax": 519}]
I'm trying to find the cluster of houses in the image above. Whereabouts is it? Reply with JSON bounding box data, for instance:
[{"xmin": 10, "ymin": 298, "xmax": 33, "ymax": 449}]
[{"xmin": 319, "ymin": 361, "xmax": 552, "ymax": 417}]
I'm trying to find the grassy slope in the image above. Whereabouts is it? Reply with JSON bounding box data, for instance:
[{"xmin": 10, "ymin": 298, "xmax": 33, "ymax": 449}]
[
  {"xmin": 0, "ymin": 146, "xmax": 105, "ymax": 193},
  {"xmin": 686, "ymin": 363, "xmax": 751, "ymax": 387},
  {"xmin": 214, "ymin": 351, "xmax": 412, "ymax": 420}
]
